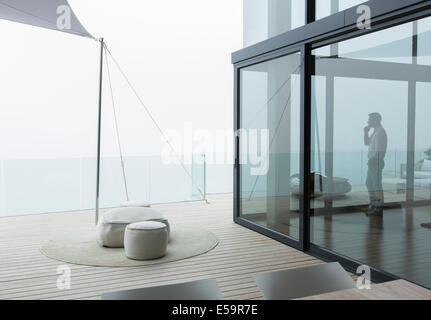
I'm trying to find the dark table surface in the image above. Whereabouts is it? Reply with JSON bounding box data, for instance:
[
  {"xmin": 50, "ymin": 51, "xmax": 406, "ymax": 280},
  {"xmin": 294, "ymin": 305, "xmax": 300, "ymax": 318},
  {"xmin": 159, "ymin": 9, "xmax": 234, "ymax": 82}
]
[
  {"xmin": 253, "ymin": 262, "xmax": 356, "ymax": 300},
  {"xmin": 101, "ymin": 279, "xmax": 224, "ymax": 300}
]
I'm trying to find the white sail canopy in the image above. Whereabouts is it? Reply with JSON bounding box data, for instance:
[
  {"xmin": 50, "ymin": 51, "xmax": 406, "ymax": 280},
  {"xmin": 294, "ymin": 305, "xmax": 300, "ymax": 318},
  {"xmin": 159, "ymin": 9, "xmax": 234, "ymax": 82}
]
[{"xmin": 0, "ymin": 0, "xmax": 93, "ymax": 38}]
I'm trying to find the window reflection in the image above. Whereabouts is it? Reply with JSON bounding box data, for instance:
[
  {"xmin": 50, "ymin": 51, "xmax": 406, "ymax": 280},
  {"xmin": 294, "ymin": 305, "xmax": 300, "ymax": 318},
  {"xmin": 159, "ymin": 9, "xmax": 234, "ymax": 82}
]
[
  {"xmin": 243, "ymin": 0, "xmax": 305, "ymax": 47},
  {"xmin": 240, "ymin": 52, "xmax": 302, "ymax": 239},
  {"xmin": 316, "ymin": 0, "xmax": 367, "ymax": 21},
  {"xmin": 311, "ymin": 17, "xmax": 431, "ymax": 289}
]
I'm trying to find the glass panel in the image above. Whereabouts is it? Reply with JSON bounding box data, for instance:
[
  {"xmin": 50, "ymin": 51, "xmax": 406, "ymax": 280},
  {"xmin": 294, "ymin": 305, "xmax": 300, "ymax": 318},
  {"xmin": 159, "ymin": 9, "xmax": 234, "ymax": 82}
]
[
  {"xmin": 239, "ymin": 52, "xmax": 302, "ymax": 239},
  {"xmin": 2, "ymin": 159, "xmax": 83, "ymax": 215},
  {"xmin": 417, "ymin": 18, "xmax": 431, "ymax": 65},
  {"xmin": 311, "ymin": 16, "xmax": 431, "ymax": 289},
  {"xmin": 243, "ymin": 0, "xmax": 305, "ymax": 47},
  {"xmin": 415, "ymin": 82, "xmax": 431, "ymax": 202},
  {"xmin": 191, "ymin": 153, "xmax": 206, "ymax": 201},
  {"xmin": 316, "ymin": 0, "xmax": 367, "ymax": 20},
  {"xmin": 99, "ymin": 154, "xmax": 206, "ymax": 207}
]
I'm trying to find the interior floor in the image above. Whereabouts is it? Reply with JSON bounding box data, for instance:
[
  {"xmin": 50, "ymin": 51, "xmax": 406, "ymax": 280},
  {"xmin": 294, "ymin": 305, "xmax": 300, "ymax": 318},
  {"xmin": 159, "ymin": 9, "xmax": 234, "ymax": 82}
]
[{"xmin": 244, "ymin": 203, "xmax": 431, "ymax": 289}]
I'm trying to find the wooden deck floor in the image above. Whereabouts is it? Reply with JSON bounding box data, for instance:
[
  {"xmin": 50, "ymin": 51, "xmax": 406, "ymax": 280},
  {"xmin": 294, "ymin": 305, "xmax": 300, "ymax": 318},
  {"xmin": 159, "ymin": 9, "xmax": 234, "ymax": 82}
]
[{"xmin": 0, "ymin": 193, "xmax": 323, "ymax": 300}]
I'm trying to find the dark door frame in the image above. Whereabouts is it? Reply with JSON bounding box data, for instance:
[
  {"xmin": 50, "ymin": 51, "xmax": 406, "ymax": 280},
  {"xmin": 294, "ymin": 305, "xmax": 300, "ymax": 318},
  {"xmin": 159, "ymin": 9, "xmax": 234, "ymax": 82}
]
[
  {"xmin": 233, "ymin": 0, "xmax": 431, "ymax": 285},
  {"xmin": 234, "ymin": 44, "xmax": 304, "ymax": 251}
]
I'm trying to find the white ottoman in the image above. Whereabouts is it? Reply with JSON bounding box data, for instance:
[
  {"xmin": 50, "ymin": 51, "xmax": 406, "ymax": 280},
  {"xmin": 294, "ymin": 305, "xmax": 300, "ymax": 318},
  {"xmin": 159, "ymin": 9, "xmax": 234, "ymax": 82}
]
[
  {"xmin": 124, "ymin": 221, "xmax": 168, "ymax": 260},
  {"xmin": 121, "ymin": 201, "xmax": 151, "ymax": 208},
  {"xmin": 97, "ymin": 207, "xmax": 170, "ymax": 248}
]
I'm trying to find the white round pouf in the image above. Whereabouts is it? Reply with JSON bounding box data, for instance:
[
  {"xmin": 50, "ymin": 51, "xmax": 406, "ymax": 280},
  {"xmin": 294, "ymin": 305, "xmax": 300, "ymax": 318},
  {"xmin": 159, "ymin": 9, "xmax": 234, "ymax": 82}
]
[
  {"xmin": 97, "ymin": 207, "xmax": 170, "ymax": 248},
  {"xmin": 121, "ymin": 201, "xmax": 151, "ymax": 208},
  {"xmin": 124, "ymin": 221, "xmax": 168, "ymax": 260}
]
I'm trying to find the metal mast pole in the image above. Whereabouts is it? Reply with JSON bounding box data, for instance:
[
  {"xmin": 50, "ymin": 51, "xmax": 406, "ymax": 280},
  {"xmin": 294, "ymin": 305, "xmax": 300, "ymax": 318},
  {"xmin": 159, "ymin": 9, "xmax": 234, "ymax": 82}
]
[{"xmin": 95, "ymin": 37, "xmax": 104, "ymax": 225}]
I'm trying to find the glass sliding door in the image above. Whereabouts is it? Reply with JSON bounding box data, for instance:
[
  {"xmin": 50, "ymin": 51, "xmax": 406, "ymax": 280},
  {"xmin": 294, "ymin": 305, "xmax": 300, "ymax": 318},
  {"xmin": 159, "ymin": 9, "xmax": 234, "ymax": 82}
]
[
  {"xmin": 310, "ymin": 16, "xmax": 431, "ymax": 289},
  {"xmin": 239, "ymin": 51, "xmax": 302, "ymax": 240},
  {"xmin": 414, "ymin": 18, "xmax": 431, "ymax": 203}
]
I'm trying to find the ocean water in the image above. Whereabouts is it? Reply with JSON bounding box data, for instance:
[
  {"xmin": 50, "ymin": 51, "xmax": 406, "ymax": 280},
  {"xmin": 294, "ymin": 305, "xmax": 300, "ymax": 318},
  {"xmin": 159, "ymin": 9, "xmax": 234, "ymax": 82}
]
[
  {"xmin": 0, "ymin": 149, "xmax": 425, "ymax": 217},
  {"xmin": 0, "ymin": 155, "xmax": 207, "ymax": 217}
]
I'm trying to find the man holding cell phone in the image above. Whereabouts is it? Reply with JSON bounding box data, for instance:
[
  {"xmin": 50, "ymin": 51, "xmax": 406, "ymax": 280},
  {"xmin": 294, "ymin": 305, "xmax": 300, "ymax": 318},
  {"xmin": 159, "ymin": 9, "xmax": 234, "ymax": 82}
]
[{"xmin": 364, "ymin": 112, "xmax": 387, "ymax": 216}]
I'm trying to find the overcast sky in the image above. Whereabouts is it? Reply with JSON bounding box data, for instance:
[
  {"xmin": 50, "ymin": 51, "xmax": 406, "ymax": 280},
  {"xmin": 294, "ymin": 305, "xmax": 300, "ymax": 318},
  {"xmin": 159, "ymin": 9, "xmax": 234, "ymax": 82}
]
[{"xmin": 0, "ymin": 0, "xmax": 243, "ymax": 159}]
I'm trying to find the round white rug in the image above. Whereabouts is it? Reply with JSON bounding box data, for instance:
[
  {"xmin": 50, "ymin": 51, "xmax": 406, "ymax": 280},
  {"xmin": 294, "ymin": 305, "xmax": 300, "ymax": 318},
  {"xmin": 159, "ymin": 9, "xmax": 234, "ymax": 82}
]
[{"xmin": 41, "ymin": 226, "xmax": 219, "ymax": 267}]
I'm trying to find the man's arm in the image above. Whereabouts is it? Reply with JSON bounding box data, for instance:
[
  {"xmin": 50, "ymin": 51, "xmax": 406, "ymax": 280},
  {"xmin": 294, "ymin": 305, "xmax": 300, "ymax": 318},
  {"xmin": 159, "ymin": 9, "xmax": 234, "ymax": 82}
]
[{"xmin": 375, "ymin": 130, "xmax": 388, "ymax": 161}]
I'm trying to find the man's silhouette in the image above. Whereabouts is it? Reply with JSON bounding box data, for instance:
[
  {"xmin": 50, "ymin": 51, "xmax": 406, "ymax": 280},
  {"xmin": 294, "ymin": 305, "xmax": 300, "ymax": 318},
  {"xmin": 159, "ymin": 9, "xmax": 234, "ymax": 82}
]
[{"xmin": 364, "ymin": 113, "xmax": 387, "ymax": 216}]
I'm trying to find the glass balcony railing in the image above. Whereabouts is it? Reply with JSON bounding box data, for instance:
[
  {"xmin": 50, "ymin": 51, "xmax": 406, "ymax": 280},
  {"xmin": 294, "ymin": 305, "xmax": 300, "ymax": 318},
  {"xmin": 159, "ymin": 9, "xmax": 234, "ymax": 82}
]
[{"xmin": 0, "ymin": 153, "xmax": 206, "ymax": 217}]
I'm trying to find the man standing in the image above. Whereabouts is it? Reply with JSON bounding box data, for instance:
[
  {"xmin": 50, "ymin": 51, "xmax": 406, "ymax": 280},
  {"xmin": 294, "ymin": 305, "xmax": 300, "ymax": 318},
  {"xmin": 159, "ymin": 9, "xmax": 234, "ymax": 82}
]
[{"xmin": 364, "ymin": 113, "xmax": 387, "ymax": 216}]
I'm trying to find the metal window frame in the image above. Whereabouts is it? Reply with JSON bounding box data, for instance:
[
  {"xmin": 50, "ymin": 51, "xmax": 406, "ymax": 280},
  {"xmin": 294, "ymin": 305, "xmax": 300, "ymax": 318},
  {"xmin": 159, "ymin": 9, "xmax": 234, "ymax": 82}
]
[
  {"xmin": 233, "ymin": 0, "xmax": 431, "ymax": 64},
  {"xmin": 233, "ymin": 0, "xmax": 431, "ymax": 286},
  {"xmin": 234, "ymin": 44, "xmax": 304, "ymax": 251}
]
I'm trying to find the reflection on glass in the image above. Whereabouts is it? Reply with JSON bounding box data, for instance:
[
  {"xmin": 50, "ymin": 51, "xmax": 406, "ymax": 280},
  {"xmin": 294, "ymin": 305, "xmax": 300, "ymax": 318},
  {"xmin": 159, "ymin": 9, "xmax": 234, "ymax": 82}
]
[
  {"xmin": 418, "ymin": 18, "xmax": 431, "ymax": 65},
  {"xmin": 415, "ymin": 83, "xmax": 431, "ymax": 203},
  {"xmin": 364, "ymin": 113, "xmax": 387, "ymax": 215},
  {"xmin": 311, "ymin": 17, "xmax": 431, "ymax": 289},
  {"xmin": 243, "ymin": 0, "xmax": 305, "ymax": 47},
  {"xmin": 99, "ymin": 154, "xmax": 206, "ymax": 209},
  {"xmin": 316, "ymin": 0, "xmax": 367, "ymax": 20},
  {"xmin": 0, "ymin": 154, "xmax": 206, "ymax": 217},
  {"xmin": 240, "ymin": 52, "xmax": 302, "ymax": 239}
]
